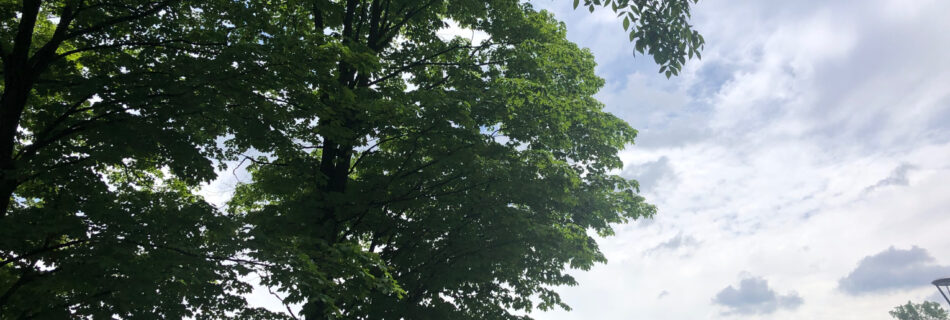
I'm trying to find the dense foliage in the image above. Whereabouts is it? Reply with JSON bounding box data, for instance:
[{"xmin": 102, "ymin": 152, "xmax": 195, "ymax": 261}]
[
  {"xmin": 0, "ymin": 1, "xmax": 270, "ymax": 318},
  {"xmin": 0, "ymin": 0, "xmax": 701, "ymax": 318},
  {"xmin": 891, "ymin": 301, "xmax": 950, "ymax": 320}
]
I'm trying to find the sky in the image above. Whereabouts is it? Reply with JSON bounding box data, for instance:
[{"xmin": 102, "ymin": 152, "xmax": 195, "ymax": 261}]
[
  {"xmin": 199, "ymin": 1, "xmax": 950, "ymax": 318},
  {"xmin": 526, "ymin": 0, "xmax": 950, "ymax": 319}
]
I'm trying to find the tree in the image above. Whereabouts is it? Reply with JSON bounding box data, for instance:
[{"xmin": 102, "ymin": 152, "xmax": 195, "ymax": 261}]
[
  {"xmin": 1, "ymin": 0, "xmax": 702, "ymax": 318},
  {"xmin": 890, "ymin": 301, "xmax": 950, "ymax": 320},
  {"xmin": 0, "ymin": 0, "xmax": 284, "ymax": 318},
  {"xmin": 226, "ymin": 0, "xmax": 702, "ymax": 319}
]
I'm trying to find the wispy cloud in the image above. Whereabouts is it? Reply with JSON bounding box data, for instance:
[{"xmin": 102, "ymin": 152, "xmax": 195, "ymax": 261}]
[
  {"xmin": 644, "ymin": 232, "xmax": 699, "ymax": 255},
  {"xmin": 863, "ymin": 163, "xmax": 916, "ymax": 194}
]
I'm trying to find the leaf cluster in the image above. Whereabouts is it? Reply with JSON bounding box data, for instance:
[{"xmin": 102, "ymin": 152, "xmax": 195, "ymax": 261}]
[{"xmin": 573, "ymin": 0, "xmax": 704, "ymax": 77}]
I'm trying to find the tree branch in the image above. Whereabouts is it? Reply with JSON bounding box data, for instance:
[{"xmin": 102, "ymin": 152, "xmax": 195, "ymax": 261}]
[
  {"xmin": 64, "ymin": 1, "xmax": 174, "ymax": 40},
  {"xmin": 365, "ymin": 44, "xmax": 467, "ymax": 86},
  {"xmin": 266, "ymin": 285, "xmax": 300, "ymax": 320},
  {"xmin": 0, "ymin": 239, "xmax": 89, "ymax": 268},
  {"xmin": 8, "ymin": 0, "xmax": 42, "ymax": 64},
  {"xmin": 29, "ymin": 0, "xmax": 82, "ymax": 73},
  {"xmin": 377, "ymin": 0, "xmax": 440, "ymax": 47},
  {"xmin": 55, "ymin": 39, "xmax": 228, "ymax": 60}
]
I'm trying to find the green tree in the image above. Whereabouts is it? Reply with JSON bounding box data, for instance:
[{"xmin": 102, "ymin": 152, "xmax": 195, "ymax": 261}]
[
  {"xmin": 0, "ymin": 0, "xmax": 285, "ymax": 318},
  {"xmin": 1, "ymin": 0, "xmax": 702, "ymax": 318},
  {"xmin": 890, "ymin": 301, "xmax": 950, "ymax": 320},
  {"xmin": 226, "ymin": 0, "xmax": 702, "ymax": 319}
]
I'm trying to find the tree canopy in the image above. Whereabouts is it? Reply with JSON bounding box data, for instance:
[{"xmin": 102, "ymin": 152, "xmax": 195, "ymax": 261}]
[
  {"xmin": 890, "ymin": 301, "xmax": 950, "ymax": 320},
  {"xmin": 0, "ymin": 0, "xmax": 702, "ymax": 318}
]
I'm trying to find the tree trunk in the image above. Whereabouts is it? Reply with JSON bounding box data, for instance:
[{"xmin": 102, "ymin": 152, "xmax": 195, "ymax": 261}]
[
  {"xmin": 0, "ymin": 0, "xmax": 43, "ymax": 218},
  {"xmin": 0, "ymin": 59, "xmax": 35, "ymax": 219}
]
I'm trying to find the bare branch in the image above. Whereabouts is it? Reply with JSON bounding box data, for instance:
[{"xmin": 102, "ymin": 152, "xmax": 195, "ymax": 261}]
[{"xmin": 266, "ymin": 285, "xmax": 300, "ymax": 320}]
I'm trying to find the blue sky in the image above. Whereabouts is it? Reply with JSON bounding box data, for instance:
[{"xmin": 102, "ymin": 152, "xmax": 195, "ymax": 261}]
[
  {"xmin": 198, "ymin": 1, "xmax": 950, "ymax": 318},
  {"xmin": 527, "ymin": 0, "xmax": 950, "ymax": 319}
]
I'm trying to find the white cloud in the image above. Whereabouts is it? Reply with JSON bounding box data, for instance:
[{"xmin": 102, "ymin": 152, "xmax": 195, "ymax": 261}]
[
  {"xmin": 839, "ymin": 246, "xmax": 950, "ymax": 295},
  {"xmin": 530, "ymin": 0, "xmax": 950, "ymax": 319},
  {"xmin": 713, "ymin": 276, "xmax": 803, "ymax": 315}
]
